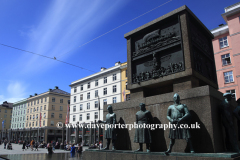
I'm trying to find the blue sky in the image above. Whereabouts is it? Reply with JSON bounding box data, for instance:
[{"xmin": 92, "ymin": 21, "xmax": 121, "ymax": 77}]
[{"xmin": 0, "ymin": 0, "xmax": 238, "ymax": 104}]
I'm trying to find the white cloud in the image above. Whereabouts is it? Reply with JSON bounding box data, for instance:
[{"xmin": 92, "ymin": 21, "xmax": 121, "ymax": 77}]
[
  {"xmin": 16, "ymin": 0, "xmax": 127, "ymax": 75},
  {"xmin": 0, "ymin": 81, "xmax": 28, "ymax": 104}
]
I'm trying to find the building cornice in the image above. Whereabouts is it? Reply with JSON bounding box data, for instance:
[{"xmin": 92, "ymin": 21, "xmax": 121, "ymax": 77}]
[
  {"xmin": 222, "ymin": 2, "xmax": 240, "ymax": 23},
  {"xmin": 70, "ymin": 65, "xmax": 121, "ymax": 87},
  {"xmin": 211, "ymin": 25, "xmax": 229, "ymax": 37}
]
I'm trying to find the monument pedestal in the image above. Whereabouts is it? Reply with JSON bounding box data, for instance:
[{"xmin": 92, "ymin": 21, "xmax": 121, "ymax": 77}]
[
  {"xmin": 83, "ymin": 150, "xmax": 240, "ymax": 160},
  {"xmin": 103, "ymin": 85, "xmax": 238, "ymax": 153}
]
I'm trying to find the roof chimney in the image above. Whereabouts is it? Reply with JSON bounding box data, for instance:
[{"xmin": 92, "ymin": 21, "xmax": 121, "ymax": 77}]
[
  {"xmin": 115, "ymin": 61, "xmax": 121, "ymax": 66},
  {"xmin": 34, "ymin": 93, "xmax": 38, "ymax": 96},
  {"xmin": 49, "ymin": 89, "xmax": 52, "ymax": 91},
  {"xmin": 29, "ymin": 95, "xmax": 32, "ymax": 97},
  {"xmin": 101, "ymin": 67, "xmax": 106, "ymax": 71},
  {"xmin": 55, "ymin": 86, "xmax": 59, "ymax": 89}
]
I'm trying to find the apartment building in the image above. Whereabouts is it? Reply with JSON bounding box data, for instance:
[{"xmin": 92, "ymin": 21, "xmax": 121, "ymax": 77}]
[
  {"xmin": 0, "ymin": 101, "xmax": 13, "ymax": 140},
  {"xmin": 68, "ymin": 62, "xmax": 122, "ymax": 145},
  {"xmin": 211, "ymin": 2, "xmax": 240, "ymax": 100},
  {"xmin": 120, "ymin": 62, "xmax": 130, "ymax": 101},
  {"xmin": 9, "ymin": 86, "xmax": 70, "ymax": 143},
  {"xmin": 11, "ymin": 99, "xmax": 27, "ymax": 129}
]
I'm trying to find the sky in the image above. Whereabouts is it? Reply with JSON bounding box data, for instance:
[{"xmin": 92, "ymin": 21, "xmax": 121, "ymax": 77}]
[{"xmin": 0, "ymin": 0, "xmax": 239, "ymax": 104}]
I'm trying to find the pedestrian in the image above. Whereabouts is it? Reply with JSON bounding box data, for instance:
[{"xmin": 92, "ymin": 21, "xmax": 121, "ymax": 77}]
[
  {"xmin": 22, "ymin": 141, "xmax": 26, "ymax": 151},
  {"xmin": 70, "ymin": 144, "xmax": 76, "ymax": 153},
  {"xmin": 4, "ymin": 139, "xmax": 7, "ymax": 149},
  {"xmin": 35, "ymin": 141, "xmax": 39, "ymax": 151},
  {"xmin": 48, "ymin": 144, "xmax": 54, "ymax": 154},
  {"xmin": 52, "ymin": 141, "xmax": 55, "ymax": 151},
  {"xmin": 30, "ymin": 140, "xmax": 34, "ymax": 151}
]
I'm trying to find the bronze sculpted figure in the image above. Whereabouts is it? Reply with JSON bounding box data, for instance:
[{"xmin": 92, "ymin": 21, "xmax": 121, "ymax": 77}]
[
  {"xmin": 234, "ymin": 98, "xmax": 240, "ymax": 141},
  {"xmin": 165, "ymin": 93, "xmax": 194, "ymax": 154},
  {"xmin": 220, "ymin": 93, "xmax": 240, "ymax": 153},
  {"xmin": 98, "ymin": 105, "xmax": 116, "ymax": 150},
  {"xmin": 134, "ymin": 103, "xmax": 153, "ymax": 152}
]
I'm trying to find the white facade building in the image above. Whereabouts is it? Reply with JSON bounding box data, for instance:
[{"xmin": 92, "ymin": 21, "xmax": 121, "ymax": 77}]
[
  {"xmin": 11, "ymin": 99, "xmax": 27, "ymax": 129},
  {"xmin": 69, "ymin": 62, "xmax": 122, "ymax": 125}
]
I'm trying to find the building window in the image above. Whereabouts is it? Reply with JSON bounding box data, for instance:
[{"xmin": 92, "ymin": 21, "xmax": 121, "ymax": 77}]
[
  {"xmin": 103, "ymin": 88, "xmax": 107, "ymax": 95},
  {"xmin": 51, "ymin": 121, "xmax": 54, "ymax": 126},
  {"xmin": 51, "ymin": 113, "xmax": 54, "ymax": 118},
  {"xmin": 95, "ymin": 90, "xmax": 98, "ymax": 97},
  {"xmin": 95, "ymin": 101, "xmax": 98, "ymax": 108},
  {"xmin": 224, "ymin": 71, "xmax": 234, "ymax": 83},
  {"xmin": 87, "ymin": 113, "xmax": 90, "ymax": 120},
  {"xmin": 226, "ymin": 89, "xmax": 236, "ymax": 100},
  {"xmin": 4, "ymin": 115, "xmax": 7, "ymax": 118},
  {"xmin": 44, "ymin": 105, "xmax": 46, "ymax": 110},
  {"xmin": 43, "ymin": 113, "xmax": 46, "ymax": 118},
  {"xmin": 126, "ymin": 70, "xmax": 127, "ymax": 77},
  {"xmin": 79, "ymin": 114, "xmax": 82, "ymax": 121},
  {"xmin": 87, "ymin": 92, "xmax": 90, "ymax": 99},
  {"xmin": 87, "ymin": 103, "xmax": 90, "ymax": 109},
  {"xmin": 73, "ymin": 115, "xmax": 76, "ymax": 121},
  {"xmin": 34, "ymin": 101, "xmax": 35, "ymax": 105},
  {"xmin": 103, "ymin": 99, "xmax": 107, "ymax": 105},
  {"xmin": 113, "ymin": 85, "xmax": 117, "ymax": 93},
  {"xmin": 221, "ymin": 53, "xmax": 231, "ymax": 66},
  {"xmin": 30, "ymin": 108, "xmax": 32, "ymax": 113},
  {"xmin": 43, "ymin": 121, "xmax": 45, "ymax": 126},
  {"xmin": 104, "ymin": 77, "xmax": 107, "ymax": 84},
  {"xmin": 32, "ymin": 122, "xmax": 34, "ymax": 127},
  {"xmin": 126, "ymin": 94, "xmax": 130, "ymax": 101},
  {"xmin": 60, "ymin": 99, "xmax": 63, "ymax": 103},
  {"xmin": 74, "ymin": 87, "xmax": 77, "ymax": 93},
  {"xmin": 73, "ymin": 106, "xmax": 76, "ymax": 112},
  {"xmin": 80, "ymin": 94, "xmax": 83, "ymax": 101},
  {"xmin": 95, "ymin": 112, "xmax": 98, "ymax": 119},
  {"xmin": 45, "ymin": 97, "xmax": 47, "ymax": 102},
  {"xmin": 81, "ymin": 85, "xmax": 83, "ymax": 91},
  {"xmin": 52, "ymin": 97, "xmax": 55, "ymax": 102},
  {"xmin": 88, "ymin": 82, "xmax": 91, "ymax": 89},
  {"xmin": 41, "ymin": 98, "xmax": 43, "ymax": 103},
  {"xmin": 113, "ymin": 97, "xmax": 117, "ymax": 103},
  {"xmin": 40, "ymin": 106, "xmax": 42, "ymax": 111},
  {"xmin": 37, "ymin": 107, "xmax": 39, "ymax": 111},
  {"xmin": 60, "ymin": 106, "xmax": 63, "ymax": 111},
  {"xmin": 80, "ymin": 104, "xmax": 83, "ymax": 111},
  {"xmin": 37, "ymin": 100, "xmax": 39, "ymax": 104},
  {"xmin": 31, "ymin": 102, "xmax": 32, "ymax": 106},
  {"xmin": 113, "ymin": 74, "xmax": 116, "ymax": 81},
  {"xmin": 52, "ymin": 105, "xmax": 55, "ymax": 110},
  {"xmin": 36, "ymin": 114, "xmax": 38, "ymax": 119},
  {"xmin": 74, "ymin": 96, "xmax": 76, "ymax": 102},
  {"xmin": 219, "ymin": 36, "xmax": 228, "ymax": 49},
  {"xmin": 59, "ymin": 114, "xmax": 62, "ymax": 119},
  {"xmin": 95, "ymin": 80, "xmax": 98, "ymax": 86}
]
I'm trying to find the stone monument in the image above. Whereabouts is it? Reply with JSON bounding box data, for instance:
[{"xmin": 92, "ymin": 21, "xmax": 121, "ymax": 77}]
[{"xmin": 83, "ymin": 5, "xmax": 240, "ymax": 160}]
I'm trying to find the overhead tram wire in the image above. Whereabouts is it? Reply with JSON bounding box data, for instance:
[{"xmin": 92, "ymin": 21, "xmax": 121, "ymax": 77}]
[
  {"xmin": 57, "ymin": 0, "xmax": 173, "ymax": 59},
  {"xmin": 0, "ymin": 43, "xmax": 96, "ymax": 73},
  {"xmin": 0, "ymin": 0, "xmax": 173, "ymax": 72}
]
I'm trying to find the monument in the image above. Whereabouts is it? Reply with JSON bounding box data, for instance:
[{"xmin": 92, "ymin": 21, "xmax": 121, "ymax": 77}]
[{"xmin": 83, "ymin": 5, "xmax": 240, "ymax": 160}]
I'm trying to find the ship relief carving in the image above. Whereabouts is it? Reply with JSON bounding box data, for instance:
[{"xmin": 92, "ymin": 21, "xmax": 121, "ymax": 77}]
[
  {"xmin": 132, "ymin": 51, "xmax": 184, "ymax": 83},
  {"xmin": 133, "ymin": 23, "xmax": 181, "ymax": 58}
]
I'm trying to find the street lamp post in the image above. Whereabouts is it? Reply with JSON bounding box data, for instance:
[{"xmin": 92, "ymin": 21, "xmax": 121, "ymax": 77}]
[{"xmin": 98, "ymin": 96, "xmax": 100, "ymax": 150}]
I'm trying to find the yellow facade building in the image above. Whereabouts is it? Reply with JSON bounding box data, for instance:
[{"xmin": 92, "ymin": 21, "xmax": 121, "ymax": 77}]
[
  {"xmin": 0, "ymin": 101, "xmax": 13, "ymax": 140},
  {"xmin": 10, "ymin": 86, "xmax": 70, "ymax": 143},
  {"xmin": 120, "ymin": 62, "xmax": 130, "ymax": 101}
]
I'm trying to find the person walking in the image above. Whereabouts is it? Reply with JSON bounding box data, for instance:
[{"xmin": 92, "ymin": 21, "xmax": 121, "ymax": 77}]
[
  {"xmin": 22, "ymin": 141, "xmax": 26, "ymax": 151},
  {"xmin": 34, "ymin": 141, "xmax": 39, "ymax": 151},
  {"xmin": 4, "ymin": 139, "xmax": 7, "ymax": 149}
]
